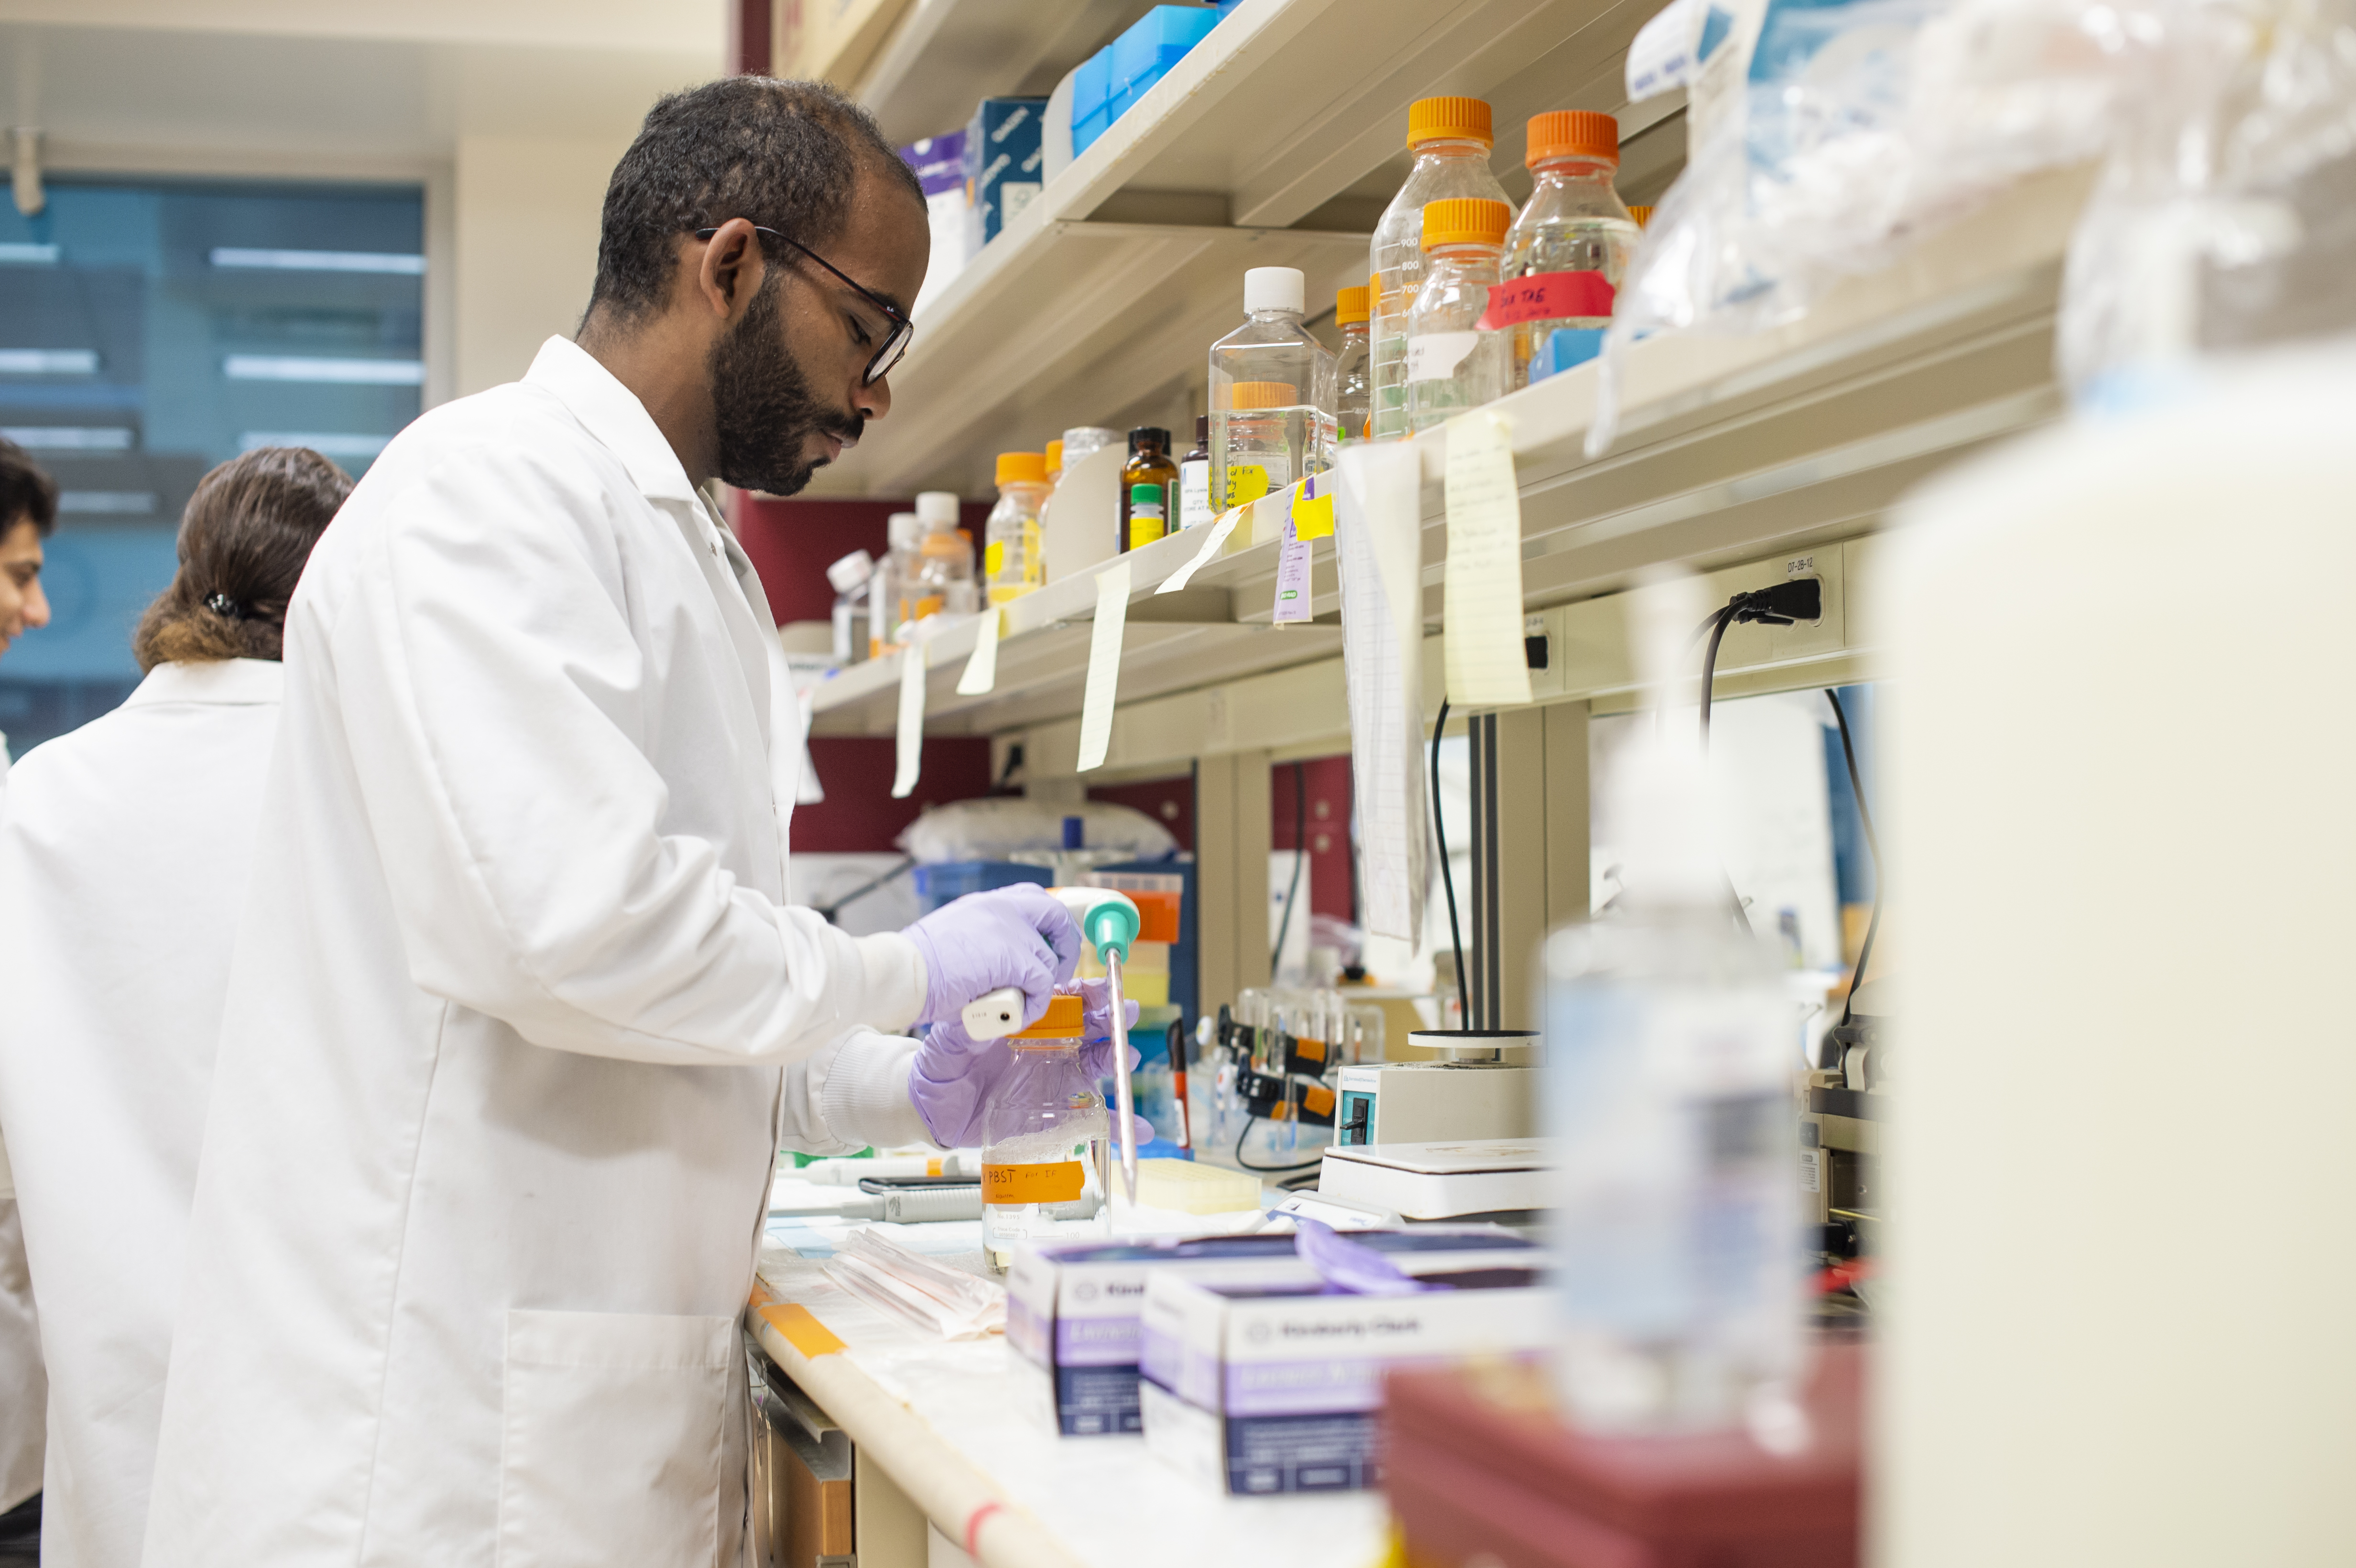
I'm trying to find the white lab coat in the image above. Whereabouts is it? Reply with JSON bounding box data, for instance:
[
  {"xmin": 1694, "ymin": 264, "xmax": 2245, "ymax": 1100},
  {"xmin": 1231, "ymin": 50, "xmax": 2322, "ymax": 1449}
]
[
  {"xmin": 0, "ymin": 659, "xmax": 285, "ymax": 1567},
  {"xmin": 0, "ymin": 735, "xmax": 45, "ymax": 1524},
  {"xmin": 143, "ymin": 338, "xmax": 934, "ymax": 1567}
]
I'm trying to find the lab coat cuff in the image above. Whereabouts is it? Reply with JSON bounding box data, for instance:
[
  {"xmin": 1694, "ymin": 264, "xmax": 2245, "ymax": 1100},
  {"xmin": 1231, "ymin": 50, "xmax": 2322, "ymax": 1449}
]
[
  {"xmin": 854, "ymin": 932, "xmax": 927, "ymax": 1034},
  {"xmin": 814, "ymin": 1029, "xmax": 936, "ymax": 1152}
]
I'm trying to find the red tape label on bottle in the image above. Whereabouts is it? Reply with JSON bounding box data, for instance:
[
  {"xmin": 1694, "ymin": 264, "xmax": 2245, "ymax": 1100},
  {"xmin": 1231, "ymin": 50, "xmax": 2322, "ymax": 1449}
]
[{"xmin": 1477, "ymin": 271, "xmax": 1616, "ymax": 330}]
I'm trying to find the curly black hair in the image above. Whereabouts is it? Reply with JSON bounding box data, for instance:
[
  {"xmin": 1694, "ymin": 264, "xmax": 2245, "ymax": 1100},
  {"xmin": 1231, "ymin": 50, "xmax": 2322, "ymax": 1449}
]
[
  {"xmin": 588, "ymin": 75, "xmax": 922, "ymax": 325},
  {"xmin": 0, "ymin": 438, "xmax": 58, "ymax": 539}
]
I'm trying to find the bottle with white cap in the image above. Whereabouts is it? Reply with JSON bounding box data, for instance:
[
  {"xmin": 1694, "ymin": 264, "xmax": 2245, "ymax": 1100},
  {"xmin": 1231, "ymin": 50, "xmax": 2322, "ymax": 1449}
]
[
  {"xmin": 1206, "ymin": 266, "xmax": 1338, "ymax": 513},
  {"xmin": 873, "ymin": 510, "xmax": 922, "ymax": 656},
  {"xmin": 907, "ymin": 489, "xmax": 978, "ymax": 627},
  {"xmin": 825, "ymin": 549, "xmax": 873, "ymax": 665}
]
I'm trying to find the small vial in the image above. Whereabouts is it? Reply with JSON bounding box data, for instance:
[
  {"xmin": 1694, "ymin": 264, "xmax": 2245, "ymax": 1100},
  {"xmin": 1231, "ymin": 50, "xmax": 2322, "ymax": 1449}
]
[
  {"xmin": 873, "ymin": 511, "xmax": 920, "ymax": 655},
  {"xmin": 981, "ymin": 995, "xmax": 1107, "ymax": 1270},
  {"xmin": 1406, "ymin": 197, "xmax": 1513, "ymax": 433},
  {"xmin": 982, "ymin": 452, "xmax": 1051, "ymax": 605},
  {"xmin": 1178, "ymin": 415, "xmax": 1212, "ymax": 529},
  {"xmin": 1128, "ymin": 483, "xmax": 1167, "ymax": 549},
  {"xmin": 1335, "ymin": 283, "xmax": 1372, "ymax": 446}
]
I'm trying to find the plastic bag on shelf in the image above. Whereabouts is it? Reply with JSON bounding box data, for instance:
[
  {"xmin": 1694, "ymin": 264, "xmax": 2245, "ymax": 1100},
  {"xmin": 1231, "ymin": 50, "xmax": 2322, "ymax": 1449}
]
[{"xmin": 895, "ymin": 796, "xmax": 1179, "ymax": 865}]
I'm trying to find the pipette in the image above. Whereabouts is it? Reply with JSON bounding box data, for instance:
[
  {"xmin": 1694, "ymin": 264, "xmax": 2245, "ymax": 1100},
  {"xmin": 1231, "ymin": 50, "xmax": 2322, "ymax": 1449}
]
[{"xmin": 958, "ymin": 887, "xmax": 1146, "ymax": 1205}]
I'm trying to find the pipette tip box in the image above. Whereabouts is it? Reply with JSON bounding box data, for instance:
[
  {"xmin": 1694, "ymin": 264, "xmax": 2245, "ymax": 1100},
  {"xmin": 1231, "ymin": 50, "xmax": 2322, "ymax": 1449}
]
[{"xmin": 1006, "ymin": 1229, "xmax": 1530, "ymax": 1437}]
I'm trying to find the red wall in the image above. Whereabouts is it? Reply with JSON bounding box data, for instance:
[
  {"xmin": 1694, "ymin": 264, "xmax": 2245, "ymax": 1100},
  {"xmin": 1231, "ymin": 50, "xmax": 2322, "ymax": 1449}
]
[
  {"xmin": 1088, "ymin": 773, "xmax": 1195, "ymax": 854},
  {"xmin": 733, "ymin": 490, "xmax": 997, "ymax": 852},
  {"xmin": 1272, "ymin": 755, "xmax": 1354, "ymax": 921}
]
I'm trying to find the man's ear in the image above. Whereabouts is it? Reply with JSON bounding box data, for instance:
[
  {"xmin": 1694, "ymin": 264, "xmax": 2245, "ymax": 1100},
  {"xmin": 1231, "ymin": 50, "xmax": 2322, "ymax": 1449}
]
[{"xmin": 696, "ymin": 218, "xmax": 768, "ymax": 321}]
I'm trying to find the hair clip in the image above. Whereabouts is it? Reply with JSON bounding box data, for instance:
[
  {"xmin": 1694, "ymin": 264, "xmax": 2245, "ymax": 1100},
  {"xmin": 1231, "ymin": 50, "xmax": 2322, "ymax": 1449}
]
[{"xmin": 206, "ymin": 592, "xmax": 246, "ymax": 621}]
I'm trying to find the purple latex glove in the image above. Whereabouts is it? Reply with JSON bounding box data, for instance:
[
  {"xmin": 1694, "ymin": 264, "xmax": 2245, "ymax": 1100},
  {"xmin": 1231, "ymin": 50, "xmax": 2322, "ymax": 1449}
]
[
  {"xmin": 907, "ymin": 977, "xmax": 1151, "ymax": 1150},
  {"xmin": 1294, "ymin": 1217, "xmax": 1432, "ymax": 1297},
  {"xmin": 901, "ymin": 885, "xmax": 1080, "ymax": 1028}
]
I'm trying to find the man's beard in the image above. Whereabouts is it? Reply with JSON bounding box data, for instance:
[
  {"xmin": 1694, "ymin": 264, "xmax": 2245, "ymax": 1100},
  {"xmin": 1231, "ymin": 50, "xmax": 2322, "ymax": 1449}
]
[{"xmin": 708, "ymin": 275, "xmax": 862, "ymax": 497}]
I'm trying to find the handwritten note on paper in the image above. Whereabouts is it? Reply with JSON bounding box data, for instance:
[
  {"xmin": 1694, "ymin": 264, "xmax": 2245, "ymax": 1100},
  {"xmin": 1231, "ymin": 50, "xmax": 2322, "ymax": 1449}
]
[
  {"xmin": 955, "ymin": 605, "xmax": 1001, "ymax": 695},
  {"xmin": 1077, "ymin": 558, "xmax": 1134, "ymax": 773},
  {"xmin": 890, "ymin": 643, "xmax": 926, "ymax": 799},
  {"xmin": 1157, "ymin": 505, "xmax": 1245, "ymax": 595},
  {"xmin": 1442, "ymin": 411, "xmax": 1532, "ymax": 707},
  {"xmin": 1336, "ymin": 444, "xmax": 1429, "ymax": 943}
]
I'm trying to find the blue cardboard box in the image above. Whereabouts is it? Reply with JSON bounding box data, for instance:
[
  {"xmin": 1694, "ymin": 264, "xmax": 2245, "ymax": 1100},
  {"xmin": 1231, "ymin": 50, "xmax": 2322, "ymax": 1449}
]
[{"xmin": 964, "ymin": 97, "xmax": 1047, "ymax": 249}]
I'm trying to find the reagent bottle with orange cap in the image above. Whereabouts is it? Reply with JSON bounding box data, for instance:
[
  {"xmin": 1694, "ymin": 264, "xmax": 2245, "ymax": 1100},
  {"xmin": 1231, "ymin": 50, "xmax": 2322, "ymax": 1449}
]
[
  {"xmin": 1371, "ymin": 96, "xmax": 1517, "ymax": 439},
  {"xmin": 1335, "ymin": 283, "xmax": 1373, "ymax": 445},
  {"xmin": 983, "ymin": 452, "xmax": 1051, "ymax": 604},
  {"xmin": 1407, "ymin": 198, "xmax": 1515, "ymax": 431},
  {"xmin": 981, "ymin": 994, "xmax": 1108, "ymax": 1268},
  {"xmin": 1502, "ymin": 110, "xmax": 1639, "ymax": 387}
]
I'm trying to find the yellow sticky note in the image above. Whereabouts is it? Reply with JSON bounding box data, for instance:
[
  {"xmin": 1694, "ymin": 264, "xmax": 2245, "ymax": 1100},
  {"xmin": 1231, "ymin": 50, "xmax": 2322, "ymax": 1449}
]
[
  {"xmin": 955, "ymin": 605, "xmax": 1000, "ymax": 695},
  {"xmin": 1291, "ymin": 485, "xmax": 1335, "ymax": 540},
  {"xmin": 1077, "ymin": 559, "xmax": 1133, "ymax": 772},
  {"xmin": 1225, "ymin": 464, "xmax": 1271, "ymax": 508},
  {"xmin": 1441, "ymin": 412, "xmax": 1532, "ymax": 707}
]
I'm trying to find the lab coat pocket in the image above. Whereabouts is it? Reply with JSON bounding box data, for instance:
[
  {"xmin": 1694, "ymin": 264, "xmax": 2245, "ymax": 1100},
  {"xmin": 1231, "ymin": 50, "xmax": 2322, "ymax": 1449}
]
[{"xmin": 496, "ymin": 1308, "xmax": 735, "ymax": 1568}]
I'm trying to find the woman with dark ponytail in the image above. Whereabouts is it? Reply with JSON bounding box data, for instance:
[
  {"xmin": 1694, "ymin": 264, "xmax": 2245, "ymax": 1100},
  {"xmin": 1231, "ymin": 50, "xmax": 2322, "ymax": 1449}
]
[{"xmin": 0, "ymin": 446, "xmax": 348, "ymax": 1568}]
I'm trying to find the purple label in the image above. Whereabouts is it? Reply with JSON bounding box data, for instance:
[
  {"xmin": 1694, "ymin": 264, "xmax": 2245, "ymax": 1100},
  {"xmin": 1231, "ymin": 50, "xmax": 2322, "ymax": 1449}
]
[
  {"xmin": 1055, "ymin": 1315, "xmax": 1142, "ymax": 1367},
  {"xmin": 1223, "ymin": 1356, "xmax": 1387, "ymax": 1417},
  {"xmin": 1272, "ymin": 513, "xmax": 1313, "ymax": 624}
]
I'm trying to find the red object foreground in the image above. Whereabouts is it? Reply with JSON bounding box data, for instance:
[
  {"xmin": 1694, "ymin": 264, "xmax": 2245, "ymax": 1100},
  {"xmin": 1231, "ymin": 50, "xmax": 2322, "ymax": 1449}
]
[{"xmin": 1383, "ymin": 1344, "xmax": 1863, "ymax": 1568}]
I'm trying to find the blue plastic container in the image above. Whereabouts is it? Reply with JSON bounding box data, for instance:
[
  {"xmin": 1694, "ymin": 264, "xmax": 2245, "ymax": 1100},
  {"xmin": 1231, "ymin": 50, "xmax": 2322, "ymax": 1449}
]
[
  {"xmin": 1071, "ymin": 45, "xmax": 1114, "ymax": 155},
  {"xmin": 910, "ymin": 860, "xmax": 1049, "ymax": 914},
  {"xmin": 1113, "ymin": 4, "xmax": 1221, "ymax": 99}
]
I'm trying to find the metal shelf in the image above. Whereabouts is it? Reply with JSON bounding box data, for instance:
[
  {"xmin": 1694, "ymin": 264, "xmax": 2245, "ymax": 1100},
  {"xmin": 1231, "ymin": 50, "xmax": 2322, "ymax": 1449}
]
[
  {"xmin": 806, "ymin": 166, "xmax": 2089, "ymax": 742},
  {"xmin": 807, "ymin": 0, "xmax": 1682, "ymax": 500}
]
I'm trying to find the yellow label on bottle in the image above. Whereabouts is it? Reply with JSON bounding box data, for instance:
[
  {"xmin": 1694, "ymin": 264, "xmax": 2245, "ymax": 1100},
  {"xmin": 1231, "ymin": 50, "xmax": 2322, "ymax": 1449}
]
[
  {"xmin": 1225, "ymin": 466, "xmax": 1271, "ymax": 508},
  {"xmin": 1022, "ymin": 519, "xmax": 1044, "ymax": 586},
  {"xmin": 982, "ymin": 1160, "xmax": 1085, "ymax": 1204},
  {"xmin": 985, "ymin": 540, "xmax": 1005, "ymax": 578},
  {"xmin": 1129, "ymin": 516, "xmax": 1167, "ymax": 549}
]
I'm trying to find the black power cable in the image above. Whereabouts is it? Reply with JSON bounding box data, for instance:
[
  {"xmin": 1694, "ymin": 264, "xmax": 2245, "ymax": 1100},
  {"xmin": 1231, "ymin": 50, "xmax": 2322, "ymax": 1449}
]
[
  {"xmin": 1270, "ymin": 761, "xmax": 1309, "ymax": 969},
  {"xmin": 1234, "ymin": 1122, "xmax": 1325, "ymax": 1174},
  {"xmin": 1429, "ymin": 697, "xmax": 1469, "ymax": 1024},
  {"xmin": 1695, "ymin": 579, "xmax": 1826, "ymax": 936},
  {"xmin": 1825, "ymin": 687, "xmax": 1882, "ymax": 1033}
]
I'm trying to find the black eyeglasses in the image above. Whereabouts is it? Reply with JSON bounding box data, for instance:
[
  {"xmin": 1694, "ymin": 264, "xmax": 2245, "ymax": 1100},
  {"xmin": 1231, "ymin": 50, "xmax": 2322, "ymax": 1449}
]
[{"xmin": 694, "ymin": 224, "xmax": 914, "ymax": 385}]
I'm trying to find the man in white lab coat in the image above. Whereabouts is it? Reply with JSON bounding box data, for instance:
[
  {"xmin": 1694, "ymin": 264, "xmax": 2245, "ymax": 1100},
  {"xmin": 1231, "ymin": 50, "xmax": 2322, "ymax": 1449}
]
[
  {"xmin": 144, "ymin": 79, "xmax": 1074, "ymax": 1565},
  {"xmin": 0, "ymin": 438, "xmax": 55, "ymax": 1563}
]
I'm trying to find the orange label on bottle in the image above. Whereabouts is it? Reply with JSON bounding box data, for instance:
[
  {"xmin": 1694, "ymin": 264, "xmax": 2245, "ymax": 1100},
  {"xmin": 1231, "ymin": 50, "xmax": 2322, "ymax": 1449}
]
[{"xmin": 982, "ymin": 1160, "xmax": 1085, "ymax": 1204}]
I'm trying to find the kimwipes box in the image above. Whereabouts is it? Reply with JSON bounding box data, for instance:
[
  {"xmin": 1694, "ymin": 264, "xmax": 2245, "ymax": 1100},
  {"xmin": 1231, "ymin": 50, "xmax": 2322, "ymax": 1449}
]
[
  {"xmin": 1137, "ymin": 1256, "xmax": 1552, "ymax": 1494},
  {"xmin": 1005, "ymin": 1230, "xmax": 1533, "ymax": 1437}
]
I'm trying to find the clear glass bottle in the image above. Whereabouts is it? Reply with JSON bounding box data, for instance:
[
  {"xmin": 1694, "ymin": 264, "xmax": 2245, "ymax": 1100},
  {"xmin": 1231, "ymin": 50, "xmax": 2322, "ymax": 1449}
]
[
  {"xmin": 1119, "ymin": 426, "xmax": 1178, "ymax": 553},
  {"xmin": 826, "ymin": 549, "xmax": 873, "ymax": 665},
  {"xmin": 1543, "ymin": 580, "xmax": 1804, "ymax": 1436},
  {"xmin": 1208, "ymin": 266, "xmax": 1336, "ymax": 511},
  {"xmin": 1501, "ymin": 111, "xmax": 1638, "ymax": 388},
  {"xmin": 1406, "ymin": 198, "xmax": 1514, "ymax": 432},
  {"xmin": 981, "ymin": 995, "xmax": 1108, "ymax": 1269},
  {"xmin": 907, "ymin": 492, "xmax": 977, "ymax": 628},
  {"xmin": 1371, "ymin": 96, "xmax": 1516, "ymax": 440},
  {"xmin": 873, "ymin": 511, "xmax": 921, "ymax": 655},
  {"xmin": 1059, "ymin": 426, "xmax": 1122, "ymax": 478},
  {"xmin": 1334, "ymin": 283, "xmax": 1372, "ymax": 446},
  {"xmin": 1178, "ymin": 415, "xmax": 1212, "ymax": 530},
  {"xmin": 982, "ymin": 452, "xmax": 1051, "ymax": 605}
]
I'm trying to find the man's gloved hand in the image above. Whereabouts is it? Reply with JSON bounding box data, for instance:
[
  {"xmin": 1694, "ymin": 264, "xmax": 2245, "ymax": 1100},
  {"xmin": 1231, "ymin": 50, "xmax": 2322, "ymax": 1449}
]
[
  {"xmin": 901, "ymin": 885, "xmax": 1080, "ymax": 1029},
  {"xmin": 907, "ymin": 977, "xmax": 1153, "ymax": 1150}
]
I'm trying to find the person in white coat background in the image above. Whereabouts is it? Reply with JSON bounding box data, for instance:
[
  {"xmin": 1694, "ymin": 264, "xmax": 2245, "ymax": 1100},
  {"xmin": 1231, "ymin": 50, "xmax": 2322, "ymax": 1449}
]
[
  {"xmin": 0, "ymin": 436, "xmax": 57, "ymax": 1565},
  {"xmin": 144, "ymin": 77, "xmax": 1087, "ymax": 1566},
  {"xmin": 0, "ymin": 447, "xmax": 351, "ymax": 1568}
]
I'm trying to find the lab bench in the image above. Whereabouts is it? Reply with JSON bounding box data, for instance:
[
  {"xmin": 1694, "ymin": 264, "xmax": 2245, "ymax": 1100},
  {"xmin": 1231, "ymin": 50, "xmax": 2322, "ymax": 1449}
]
[{"xmin": 742, "ymin": 1213, "xmax": 1385, "ymax": 1568}]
